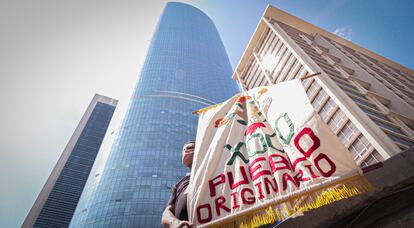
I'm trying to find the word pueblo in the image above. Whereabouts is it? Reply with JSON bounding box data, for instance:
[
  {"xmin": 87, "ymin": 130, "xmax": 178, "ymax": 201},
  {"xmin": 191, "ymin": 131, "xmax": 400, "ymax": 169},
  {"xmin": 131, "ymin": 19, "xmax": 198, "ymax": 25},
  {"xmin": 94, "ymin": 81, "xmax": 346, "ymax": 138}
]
[{"xmin": 195, "ymin": 127, "xmax": 337, "ymax": 224}]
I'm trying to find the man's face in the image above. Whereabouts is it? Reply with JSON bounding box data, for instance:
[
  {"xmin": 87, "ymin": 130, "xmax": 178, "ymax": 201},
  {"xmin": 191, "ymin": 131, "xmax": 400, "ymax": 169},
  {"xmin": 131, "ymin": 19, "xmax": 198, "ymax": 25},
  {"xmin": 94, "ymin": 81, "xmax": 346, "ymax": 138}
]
[{"xmin": 182, "ymin": 141, "xmax": 195, "ymax": 168}]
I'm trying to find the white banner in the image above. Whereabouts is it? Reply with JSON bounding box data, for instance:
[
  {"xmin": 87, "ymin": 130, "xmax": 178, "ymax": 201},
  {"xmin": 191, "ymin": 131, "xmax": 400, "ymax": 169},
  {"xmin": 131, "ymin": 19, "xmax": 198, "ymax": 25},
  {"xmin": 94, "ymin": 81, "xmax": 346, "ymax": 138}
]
[{"xmin": 188, "ymin": 80, "xmax": 368, "ymax": 227}]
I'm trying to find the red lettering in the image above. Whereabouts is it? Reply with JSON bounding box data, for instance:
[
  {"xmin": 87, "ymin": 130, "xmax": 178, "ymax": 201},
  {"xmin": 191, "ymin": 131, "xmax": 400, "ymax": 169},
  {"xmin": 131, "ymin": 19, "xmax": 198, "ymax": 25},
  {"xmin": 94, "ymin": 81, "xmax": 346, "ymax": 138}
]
[
  {"xmin": 214, "ymin": 196, "xmax": 230, "ymax": 216},
  {"xmin": 293, "ymin": 169, "xmax": 310, "ymax": 188},
  {"xmin": 285, "ymin": 150, "xmax": 310, "ymax": 171},
  {"xmin": 264, "ymin": 177, "xmax": 278, "ymax": 194},
  {"xmin": 230, "ymin": 192, "xmax": 240, "ymax": 209},
  {"xmin": 314, "ymin": 153, "xmax": 336, "ymax": 177},
  {"xmin": 196, "ymin": 203, "xmax": 212, "ymax": 224},
  {"xmin": 290, "ymin": 156, "xmax": 306, "ymax": 171},
  {"xmin": 209, "ymin": 173, "xmax": 225, "ymax": 197},
  {"xmin": 269, "ymin": 154, "xmax": 292, "ymax": 172},
  {"xmin": 249, "ymin": 157, "xmax": 271, "ymax": 181},
  {"xmin": 241, "ymin": 188, "xmax": 255, "ymax": 204},
  {"xmin": 282, "ymin": 173, "xmax": 298, "ymax": 191},
  {"xmin": 254, "ymin": 182, "xmax": 265, "ymax": 199},
  {"xmin": 294, "ymin": 127, "xmax": 320, "ymax": 158},
  {"xmin": 304, "ymin": 164, "xmax": 320, "ymax": 178},
  {"xmin": 227, "ymin": 166, "xmax": 249, "ymax": 189}
]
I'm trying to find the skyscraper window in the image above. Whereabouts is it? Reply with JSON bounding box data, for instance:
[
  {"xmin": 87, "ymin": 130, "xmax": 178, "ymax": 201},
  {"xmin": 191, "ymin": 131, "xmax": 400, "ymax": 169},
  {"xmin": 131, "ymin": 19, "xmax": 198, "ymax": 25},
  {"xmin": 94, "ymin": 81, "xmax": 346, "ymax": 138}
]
[{"xmin": 70, "ymin": 3, "xmax": 238, "ymax": 227}]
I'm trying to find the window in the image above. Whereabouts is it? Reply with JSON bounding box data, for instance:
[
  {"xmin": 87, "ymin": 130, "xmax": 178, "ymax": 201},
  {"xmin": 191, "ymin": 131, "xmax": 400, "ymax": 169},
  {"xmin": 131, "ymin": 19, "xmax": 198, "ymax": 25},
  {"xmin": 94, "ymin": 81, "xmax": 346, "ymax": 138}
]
[
  {"xmin": 328, "ymin": 109, "xmax": 347, "ymax": 132},
  {"xmin": 387, "ymin": 133, "xmax": 414, "ymax": 147},
  {"xmin": 360, "ymin": 150, "xmax": 383, "ymax": 168},
  {"xmin": 338, "ymin": 121, "xmax": 359, "ymax": 145},
  {"xmin": 349, "ymin": 135, "xmax": 371, "ymax": 160},
  {"xmin": 350, "ymin": 97, "xmax": 377, "ymax": 109},
  {"xmin": 306, "ymin": 81, "xmax": 319, "ymax": 97},
  {"xmin": 311, "ymin": 89, "xmax": 328, "ymax": 109},
  {"xmin": 372, "ymin": 119, "xmax": 405, "ymax": 135},
  {"xmin": 360, "ymin": 107, "xmax": 389, "ymax": 122},
  {"xmin": 319, "ymin": 98, "xmax": 336, "ymax": 121}
]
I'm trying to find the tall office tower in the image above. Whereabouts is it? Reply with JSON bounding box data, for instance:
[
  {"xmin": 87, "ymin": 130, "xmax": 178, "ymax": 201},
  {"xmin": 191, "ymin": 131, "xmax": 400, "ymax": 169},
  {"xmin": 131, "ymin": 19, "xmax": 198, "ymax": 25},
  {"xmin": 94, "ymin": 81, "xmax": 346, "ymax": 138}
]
[
  {"xmin": 233, "ymin": 5, "xmax": 414, "ymax": 169},
  {"xmin": 22, "ymin": 94, "xmax": 117, "ymax": 228},
  {"xmin": 70, "ymin": 3, "xmax": 238, "ymax": 228}
]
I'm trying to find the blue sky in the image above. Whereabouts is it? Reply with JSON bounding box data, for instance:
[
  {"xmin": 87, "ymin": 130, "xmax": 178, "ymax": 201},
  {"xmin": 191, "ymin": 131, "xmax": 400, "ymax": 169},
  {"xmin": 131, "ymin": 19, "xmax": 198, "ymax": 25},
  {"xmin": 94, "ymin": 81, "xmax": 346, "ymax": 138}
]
[
  {"xmin": 1, "ymin": 0, "xmax": 413, "ymax": 227},
  {"xmin": 200, "ymin": 0, "xmax": 414, "ymax": 69}
]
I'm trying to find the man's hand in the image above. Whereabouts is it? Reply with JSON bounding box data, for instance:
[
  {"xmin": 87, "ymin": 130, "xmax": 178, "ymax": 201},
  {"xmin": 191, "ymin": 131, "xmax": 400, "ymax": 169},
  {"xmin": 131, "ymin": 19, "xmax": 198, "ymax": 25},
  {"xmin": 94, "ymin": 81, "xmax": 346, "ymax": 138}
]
[
  {"xmin": 173, "ymin": 220, "xmax": 195, "ymax": 228},
  {"xmin": 162, "ymin": 205, "xmax": 195, "ymax": 228}
]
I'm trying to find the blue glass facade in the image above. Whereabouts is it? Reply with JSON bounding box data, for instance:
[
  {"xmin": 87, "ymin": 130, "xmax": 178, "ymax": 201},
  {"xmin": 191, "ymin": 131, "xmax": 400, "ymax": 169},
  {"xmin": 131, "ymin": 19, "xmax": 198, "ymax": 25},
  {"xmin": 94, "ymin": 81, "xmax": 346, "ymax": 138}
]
[
  {"xmin": 33, "ymin": 101, "xmax": 116, "ymax": 228},
  {"xmin": 70, "ymin": 3, "xmax": 238, "ymax": 228}
]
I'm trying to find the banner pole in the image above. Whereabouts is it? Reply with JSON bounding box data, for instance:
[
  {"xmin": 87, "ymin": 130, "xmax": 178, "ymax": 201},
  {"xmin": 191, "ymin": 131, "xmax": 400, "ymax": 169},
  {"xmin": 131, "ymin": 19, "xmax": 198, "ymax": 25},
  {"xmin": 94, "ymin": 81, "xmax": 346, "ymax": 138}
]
[
  {"xmin": 300, "ymin": 72, "xmax": 321, "ymax": 80},
  {"xmin": 235, "ymin": 71, "xmax": 247, "ymax": 92}
]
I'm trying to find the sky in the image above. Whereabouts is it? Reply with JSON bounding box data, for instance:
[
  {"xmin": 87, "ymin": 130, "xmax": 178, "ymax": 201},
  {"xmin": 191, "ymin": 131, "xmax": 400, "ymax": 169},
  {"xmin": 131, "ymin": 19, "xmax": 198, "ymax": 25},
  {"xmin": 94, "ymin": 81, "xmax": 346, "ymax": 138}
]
[{"xmin": 1, "ymin": 0, "xmax": 413, "ymax": 227}]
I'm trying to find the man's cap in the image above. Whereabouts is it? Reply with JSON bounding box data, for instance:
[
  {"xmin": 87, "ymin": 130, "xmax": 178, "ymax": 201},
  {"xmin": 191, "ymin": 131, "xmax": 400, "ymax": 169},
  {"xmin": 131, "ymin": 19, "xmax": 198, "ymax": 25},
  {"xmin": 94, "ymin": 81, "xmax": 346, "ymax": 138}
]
[{"xmin": 184, "ymin": 140, "xmax": 195, "ymax": 145}]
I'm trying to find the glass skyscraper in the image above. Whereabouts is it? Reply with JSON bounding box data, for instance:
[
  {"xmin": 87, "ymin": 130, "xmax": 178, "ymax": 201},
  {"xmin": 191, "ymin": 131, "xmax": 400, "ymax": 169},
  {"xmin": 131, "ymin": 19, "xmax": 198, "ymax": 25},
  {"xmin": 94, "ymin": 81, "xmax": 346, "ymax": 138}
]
[
  {"xmin": 22, "ymin": 94, "xmax": 117, "ymax": 228},
  {"xmin": 70, "ymin": 2, "xmax": 238, "ymax": 228}
]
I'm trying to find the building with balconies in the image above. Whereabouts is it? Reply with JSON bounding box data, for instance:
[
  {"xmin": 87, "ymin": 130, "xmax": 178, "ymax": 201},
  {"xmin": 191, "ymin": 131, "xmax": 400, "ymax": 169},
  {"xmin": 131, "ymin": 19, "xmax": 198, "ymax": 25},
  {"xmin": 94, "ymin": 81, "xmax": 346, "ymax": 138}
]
[{"xmin": 232, "ymin": 5, "xmax": 414, "ymax": 168}]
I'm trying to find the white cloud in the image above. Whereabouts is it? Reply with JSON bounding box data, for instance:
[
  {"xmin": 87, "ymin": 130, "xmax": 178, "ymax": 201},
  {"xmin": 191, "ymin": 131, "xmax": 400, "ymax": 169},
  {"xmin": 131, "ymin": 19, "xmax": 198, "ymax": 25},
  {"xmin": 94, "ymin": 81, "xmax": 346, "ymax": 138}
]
[{"xmin": 333, "ymin": 27, "xmax": 352, "ymax": 41}]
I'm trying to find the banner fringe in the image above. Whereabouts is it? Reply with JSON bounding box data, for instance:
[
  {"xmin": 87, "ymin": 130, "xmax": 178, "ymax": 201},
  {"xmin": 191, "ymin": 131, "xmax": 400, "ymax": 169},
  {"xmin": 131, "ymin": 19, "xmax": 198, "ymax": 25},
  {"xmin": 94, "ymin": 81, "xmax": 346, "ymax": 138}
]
[
  {"xmin": 213, "ymin": 175, "xmax": 373, "ymax": 228},
  {"xmin": 192, "ymin": 103, "xmax": 223, "ymax": 115}
]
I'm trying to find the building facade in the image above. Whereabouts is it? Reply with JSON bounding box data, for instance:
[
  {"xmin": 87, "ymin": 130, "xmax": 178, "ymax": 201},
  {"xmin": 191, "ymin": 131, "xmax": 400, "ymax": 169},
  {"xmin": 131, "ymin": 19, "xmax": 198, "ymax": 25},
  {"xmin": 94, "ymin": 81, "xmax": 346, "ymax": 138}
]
[
  {"xmin": 70, "ymin": 3, "xmax": 238, "ymax": 228},
  {"xmin": 22, "ymin": 94, "xmax": 117, "ymax": 228},
  {"xmin": 233, "ymin": 5, "xmax": 414, "ymax": 169}
]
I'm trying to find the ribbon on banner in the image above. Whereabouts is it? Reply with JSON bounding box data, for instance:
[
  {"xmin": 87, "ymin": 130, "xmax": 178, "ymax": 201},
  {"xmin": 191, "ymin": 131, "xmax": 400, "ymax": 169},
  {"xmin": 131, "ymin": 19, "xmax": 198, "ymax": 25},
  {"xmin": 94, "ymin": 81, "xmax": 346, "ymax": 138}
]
[{"xmin": 187, "ymin": 80, "xmax": 372, "ymax": 227}]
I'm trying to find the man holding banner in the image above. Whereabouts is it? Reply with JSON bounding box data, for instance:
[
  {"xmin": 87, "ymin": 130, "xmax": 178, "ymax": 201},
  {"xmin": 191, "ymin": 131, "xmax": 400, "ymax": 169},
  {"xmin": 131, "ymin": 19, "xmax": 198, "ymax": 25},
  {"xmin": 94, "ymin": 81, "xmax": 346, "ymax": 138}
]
[
  {"xmin": 187, "ymin": 80, "xmax": 372, "ymax": 227},
  {"xmin": 162, "ymin": 141, "xmax": 196, "ymax": 228}
]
